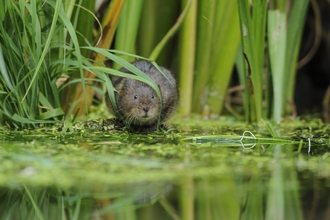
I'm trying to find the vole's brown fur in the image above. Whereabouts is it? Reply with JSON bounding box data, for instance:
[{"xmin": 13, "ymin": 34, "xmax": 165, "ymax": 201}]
[{"xmin": 105, "ymin": 60, "xmax": 178, "ymax": 131}]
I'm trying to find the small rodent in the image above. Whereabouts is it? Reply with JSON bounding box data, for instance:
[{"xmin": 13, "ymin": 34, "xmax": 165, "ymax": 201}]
[{"xmin": 105, "ymin": 60, "xmax": 178, "ymax": 132}]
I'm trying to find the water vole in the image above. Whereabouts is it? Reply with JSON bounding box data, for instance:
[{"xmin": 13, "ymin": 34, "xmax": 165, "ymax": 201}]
[{"xmin": 105, "ymin": 60, "xmax": 178, "ymax": 131}]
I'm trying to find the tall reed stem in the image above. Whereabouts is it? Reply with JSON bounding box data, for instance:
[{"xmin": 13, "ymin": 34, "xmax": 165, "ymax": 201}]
[{"xmin": 178, "ymin": 0, "xmax": 197, "ymax": 116}]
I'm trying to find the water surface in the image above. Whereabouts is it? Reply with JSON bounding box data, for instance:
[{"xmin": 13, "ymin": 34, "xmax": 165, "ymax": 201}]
[{"xmin": 0, "ymin": 117, "xmax": 329, "ymax": 219}]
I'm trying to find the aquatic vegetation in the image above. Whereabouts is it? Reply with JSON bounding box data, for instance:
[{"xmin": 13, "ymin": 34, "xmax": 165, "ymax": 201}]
[
  {"xmin": 0, "ymin": 0, "xmax": 329, "ymax": 219},
  {"xmin": 0, "ymin": 117, "xmax": 330, "ymax": 218}
]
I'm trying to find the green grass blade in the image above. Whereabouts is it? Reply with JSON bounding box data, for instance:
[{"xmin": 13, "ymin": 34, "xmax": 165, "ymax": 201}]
[
  {"xmin": 83, "ymin": 48, "xmax": 160, "ymax": 95},
  {"xmin": 39, "ymin": 108, "xmax": 64, "ymax": 120},
  {"xmin": 268, "ymin": 10, "xmax": 287, "ymax": 123},
  {"xmin": 89, "ymin": 66, "xmax": 160, "ymax": 98},
  {"xmin": 149, "ymin": 0, "xmax": 192, "ymax": 61},
  {"xmin": 266, "ymin": 121, "xmax": 280, "ymax": 138},
  {"xmin": 105, "ymin": 74, "xmax": 118, "ymax": 115}
]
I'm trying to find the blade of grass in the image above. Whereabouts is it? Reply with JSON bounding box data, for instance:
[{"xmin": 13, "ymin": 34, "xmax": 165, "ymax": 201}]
[
  {"xmin": 137, "ymin": 0, "xmax": 178, "ymax": 66},
  {"xmin": 266, "ymin": 121, "xmax": 281, "ymax": 138},
  {"xmin": 149, "ymin": 0, "xmax": 192, "ymax": 61}
]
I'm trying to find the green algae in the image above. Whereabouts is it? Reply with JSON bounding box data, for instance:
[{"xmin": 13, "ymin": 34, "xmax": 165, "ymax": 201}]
[
  {"xmin": 0, "ymin": 116, "xmax": 328, "ymax": 188},
  {"xmin": 0, "ymin": 116, "xmax": 330, "ymax": 219}
]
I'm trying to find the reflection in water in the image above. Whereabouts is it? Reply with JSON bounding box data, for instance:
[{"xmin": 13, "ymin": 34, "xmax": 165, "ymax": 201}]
[{"xmin": 1, "ymin": 160, "xmax": 330, "ymax": 219}]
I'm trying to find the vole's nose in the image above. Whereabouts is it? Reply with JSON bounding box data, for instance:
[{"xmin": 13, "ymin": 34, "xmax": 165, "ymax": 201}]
[{"xmin": 143, "ymin": 106, "xmax": 150, "ymax": 113}]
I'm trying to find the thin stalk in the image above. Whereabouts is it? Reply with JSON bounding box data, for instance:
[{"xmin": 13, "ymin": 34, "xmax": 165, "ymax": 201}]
[
  {"xmin": 178, "ymin": 0, "xmax": 197, "ymax": 116},
  {"xmin": 192, "ymin": 0, "xmax": 216, "ymax": 113},
  {"xmin": 137, "ymin": 0, "xmax": 179, "ymax": 67},
  {"xmin": 113, "ymin": 0, "xmax": 144, "ymax": 69},
  {"xmin": 149, "ymin": 0, "xmax": 192, "ymax": 61}
]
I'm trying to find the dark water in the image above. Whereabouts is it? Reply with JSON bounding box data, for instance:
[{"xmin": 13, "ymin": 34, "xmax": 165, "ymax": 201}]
[{"xmin": 0, "ymin": 118, "xmax": 329, "ymax": 219}]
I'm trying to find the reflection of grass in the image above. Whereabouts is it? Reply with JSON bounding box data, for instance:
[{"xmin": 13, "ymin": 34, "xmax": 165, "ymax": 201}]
[{"xmin": 0, "ymin": 170, "xmax": 305, "ymax": 219}]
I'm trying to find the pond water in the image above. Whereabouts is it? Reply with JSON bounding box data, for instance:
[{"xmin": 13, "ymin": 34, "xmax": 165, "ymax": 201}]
[{"xmin": 0, "ymin": 116, "xmax": 329, "ymax": 219}]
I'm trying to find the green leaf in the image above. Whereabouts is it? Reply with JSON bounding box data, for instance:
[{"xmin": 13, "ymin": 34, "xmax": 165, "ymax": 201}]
[
  {"xmin": 39, "ymin": 108, "xmax": 64, "ymax": 120},
  {"xmin": 268, "ymin": 10, "xmax": 287, "ymax": 123}
]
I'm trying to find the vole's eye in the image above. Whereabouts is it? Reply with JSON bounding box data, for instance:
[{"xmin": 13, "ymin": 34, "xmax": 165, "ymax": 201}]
[
  {"xmin": 134, "ymin": 95, "xmax": 138, "ymax": 100},
  {"xmin": 151, "ymin": 95, "xmax": 154, "ymax": 99}
]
